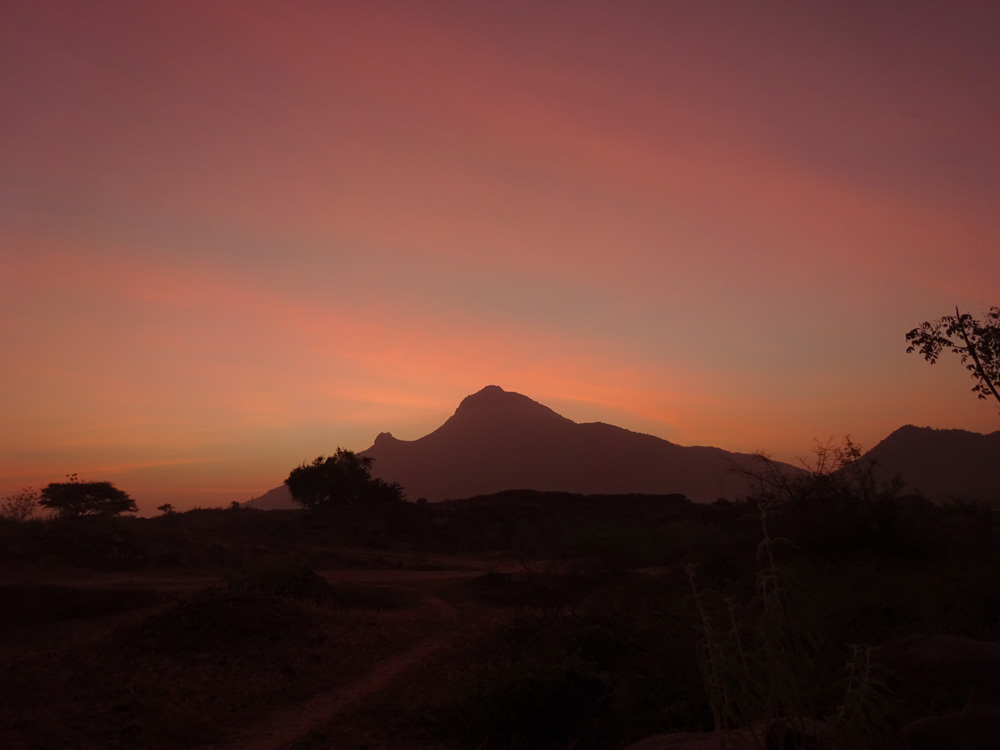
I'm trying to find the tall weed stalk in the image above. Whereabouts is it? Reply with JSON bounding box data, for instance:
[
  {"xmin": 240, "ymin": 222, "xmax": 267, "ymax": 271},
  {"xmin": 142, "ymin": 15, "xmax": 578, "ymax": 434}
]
[
  {"xmin": 687, "ymin": 500, "xmax": 895, "ymax": 749},
  {"xmin": 687, "ymin": 502, "xmax": 816, "ymax": 749}
]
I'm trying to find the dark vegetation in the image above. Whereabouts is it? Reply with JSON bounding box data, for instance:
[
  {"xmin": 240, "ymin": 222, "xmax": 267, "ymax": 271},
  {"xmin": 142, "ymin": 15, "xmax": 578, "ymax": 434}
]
[
  {"xmin": 285, "ymin": 447, "xmax": 405, "ymax": 507},
  {"xmin": 38, "ymin": 475, "xmax": 138, "ymax": 519},
  {"xmin": 2, "ymin": 450, "xmax": 1000, "ymax": 749},
  {"xmin": 907, "ymin": 305, "xmax": 1000, "ymax": 408}
]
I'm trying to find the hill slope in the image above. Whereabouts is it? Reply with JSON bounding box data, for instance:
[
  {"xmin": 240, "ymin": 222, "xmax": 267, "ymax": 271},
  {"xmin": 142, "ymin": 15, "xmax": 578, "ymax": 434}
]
[
  {"xmin": 864, "ymin": 425, "xmax": 1000, "ymax": 504},
  {"xmin": 249, "ymin": 385, "xmax": 798, "ymax": 507}
]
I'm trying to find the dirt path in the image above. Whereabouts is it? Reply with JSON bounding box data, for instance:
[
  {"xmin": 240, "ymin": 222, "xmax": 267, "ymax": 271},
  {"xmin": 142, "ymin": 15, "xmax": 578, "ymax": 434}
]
[
  {"xmin": 218, "ymin": 637, "xmax": 451, "ymax": 750},
  {"xmin": 3, "ymin": 553, "xmax": 508, "ymax": 749},
  {"xmin": 204, "ymin": 594, "xmax": 463, "ymax": 750}
]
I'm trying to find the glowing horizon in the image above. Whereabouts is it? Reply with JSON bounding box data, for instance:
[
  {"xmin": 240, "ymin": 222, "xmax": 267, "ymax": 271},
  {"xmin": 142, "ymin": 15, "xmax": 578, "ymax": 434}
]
[{"xmin": 3, "ymin": 2, "xmax": 998, "ymax": 514}]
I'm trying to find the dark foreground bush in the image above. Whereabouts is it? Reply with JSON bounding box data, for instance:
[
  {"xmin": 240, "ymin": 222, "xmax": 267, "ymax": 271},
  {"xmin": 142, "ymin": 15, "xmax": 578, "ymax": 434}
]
[{"xmin": 426, "ymin": 574, "xmax": 702, "ymax": 749}]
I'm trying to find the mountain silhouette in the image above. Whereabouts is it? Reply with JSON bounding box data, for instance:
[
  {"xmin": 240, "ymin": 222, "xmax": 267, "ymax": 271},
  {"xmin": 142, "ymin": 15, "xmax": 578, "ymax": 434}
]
[
  {"xmin": 863, "ymin": 425, "xmax": 1000, "ymax": 504},
  {"xmin": 248, "ymin": 385, "xmax": 798, "ymax": 508}
]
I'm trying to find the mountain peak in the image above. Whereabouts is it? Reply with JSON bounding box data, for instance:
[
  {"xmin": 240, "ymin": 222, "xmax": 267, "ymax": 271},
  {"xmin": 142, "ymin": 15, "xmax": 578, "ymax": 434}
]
[
  {"xmin": 251, "ymin": 385, "xmax": 806, "ymax": 507},
  {"xmin": 864, "ymin": 424, "xmax": 1000, "ymax": 504},
  {"xmin": 475, "ymin": 384, "xmax": 506, "ymax": 396},
  {"xmin": 453, "ymin": 385, "xmax": 570, "ymax": 423},
  {"xmin": 458, "ymin": 385, "xmax": 512, "ymax": 406}
]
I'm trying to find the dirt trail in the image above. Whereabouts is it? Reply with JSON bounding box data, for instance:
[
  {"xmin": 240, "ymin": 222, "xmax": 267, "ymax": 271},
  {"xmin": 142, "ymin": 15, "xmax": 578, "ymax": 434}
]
[
  {"xmin": 204, "ymin": 594, "xmax": 463, "ymax": 750},
  {"xmin": 4, "ymin": 554, "xmax": 503, "ymax": 749}
]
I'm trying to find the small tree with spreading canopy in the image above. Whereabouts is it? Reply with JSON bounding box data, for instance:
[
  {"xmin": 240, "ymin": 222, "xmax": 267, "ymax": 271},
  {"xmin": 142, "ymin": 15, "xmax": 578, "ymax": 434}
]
[
  {"xmin": 39, "ymin": 474, "xmax": 138, "ymax": 518},
  {"xmin": 906, "ymin": 306, "xmax": 1000, "ymax": 409},
  {"xmin": 284, "ymin": 448, "xmax": 404, "ymax": 508}
]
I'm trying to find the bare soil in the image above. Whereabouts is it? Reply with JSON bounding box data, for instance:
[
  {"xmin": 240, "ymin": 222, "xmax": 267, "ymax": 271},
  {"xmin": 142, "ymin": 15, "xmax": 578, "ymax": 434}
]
[{"xmin": 1, "ymin": 552, "xmax": 519, "ymax": 750}]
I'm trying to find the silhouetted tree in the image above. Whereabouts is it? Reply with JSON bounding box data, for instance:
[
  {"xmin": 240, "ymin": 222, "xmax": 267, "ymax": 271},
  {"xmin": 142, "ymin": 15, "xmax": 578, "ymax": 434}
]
[
  {"xmin": 906, "ymin": 306, "xmax": 1000, "ymax": 409},
  {"xmin": 156, "ymin": 503, "xmax": 176, "ymax": 515},
  {"xmin": 39, "ymin": 474, "xmax": 137, "ymax": 518},
  {"xmin": 0, "ymin": 487, "xmax": 40, "ymax": 522},
  {"xmin": 284, "ymin": 448, "xmax": 404, "ymax": 507}
]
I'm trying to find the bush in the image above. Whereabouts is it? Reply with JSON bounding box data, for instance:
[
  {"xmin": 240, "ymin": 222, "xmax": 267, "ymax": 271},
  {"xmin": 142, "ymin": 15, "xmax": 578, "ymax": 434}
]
[
  {"xmin": 284, "ymin": 449, "xmax": 404, "ymax": 507},
  {"xmin": 431, "ymin": 574, "xmax": 699, "ymax": 748},
  {"xmin": 39, "ymin": 476, "xmax": 137, "ymax": 518},
  {"xmin": 1, "ymin": 488, "xmax": 41, "ymax": 522}
]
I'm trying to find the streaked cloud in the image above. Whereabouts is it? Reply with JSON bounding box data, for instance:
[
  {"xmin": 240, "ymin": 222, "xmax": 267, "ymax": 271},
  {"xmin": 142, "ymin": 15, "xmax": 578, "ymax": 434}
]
[{"xmin": 2, "ymin": 1, "xmax": 998, "ymax": 512}]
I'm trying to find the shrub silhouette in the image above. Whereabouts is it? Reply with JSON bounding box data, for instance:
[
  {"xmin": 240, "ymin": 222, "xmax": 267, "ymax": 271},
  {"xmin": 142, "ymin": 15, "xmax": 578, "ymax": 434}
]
[
  {"xmin": 736, "ymin": 438, "xmax": 934, "ymax": 562},
  {"xmin": 285, "ymin": 448, "xmax": 404, "ymax": 507},
  {"xmin": 0, "ymin": 487, "xmax": 40, "ymax": 522},
  {"xmin": 39, "ymin": 475, "xmax": 137, "ymax": 518}
]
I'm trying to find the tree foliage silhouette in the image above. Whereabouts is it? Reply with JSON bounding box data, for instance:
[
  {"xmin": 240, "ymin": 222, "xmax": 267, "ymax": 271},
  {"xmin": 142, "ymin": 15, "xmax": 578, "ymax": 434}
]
[
  {"xmin": 39, "ymin": 474, "xmax": 138, "ymax": 518},
  {"xmin": 906, "ymin": 306, "xmax": 1000, "ymax": 409},
  {"xmin": 284, "ymin": 448, "xmax": 404, "ymax": 507}
]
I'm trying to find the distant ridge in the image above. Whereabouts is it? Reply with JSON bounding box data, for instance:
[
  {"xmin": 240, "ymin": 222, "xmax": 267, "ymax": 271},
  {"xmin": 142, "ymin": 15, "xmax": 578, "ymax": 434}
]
[
  {"xmin": 863, "ymin": 425, "xmax": 1000, "ymax": 504},
  {"xmin": 247, "ymin": 385, "xmax": 800, "ymax": 508}
]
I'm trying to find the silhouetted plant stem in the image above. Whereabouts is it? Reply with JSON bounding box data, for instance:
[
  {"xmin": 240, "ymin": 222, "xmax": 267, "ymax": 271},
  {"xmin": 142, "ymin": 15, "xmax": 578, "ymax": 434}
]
[{"xmin": 685, "ymin": 564, "xmax": 729, "ymax": 745}]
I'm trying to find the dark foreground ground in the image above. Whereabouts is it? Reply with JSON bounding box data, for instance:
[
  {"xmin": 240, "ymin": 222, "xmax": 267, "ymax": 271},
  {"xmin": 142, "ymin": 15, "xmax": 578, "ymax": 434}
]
[{"xmin": 3, "ymin": 490, "xmax": 1000, "ymax": 749}]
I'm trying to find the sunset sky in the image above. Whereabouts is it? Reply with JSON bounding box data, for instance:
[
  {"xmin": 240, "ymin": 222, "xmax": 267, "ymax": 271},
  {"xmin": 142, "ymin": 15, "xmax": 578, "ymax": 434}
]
[{"xmin": 3, "ymin": 1, "xmax": 999, "ymax": 513}]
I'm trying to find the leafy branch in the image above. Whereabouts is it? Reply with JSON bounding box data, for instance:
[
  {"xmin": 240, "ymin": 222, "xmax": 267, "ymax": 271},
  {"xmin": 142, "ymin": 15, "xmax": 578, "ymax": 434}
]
[{"xmin": 905, "ymin": 306, "xmax": 1000, "ymax": 408}]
